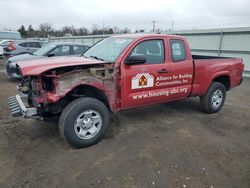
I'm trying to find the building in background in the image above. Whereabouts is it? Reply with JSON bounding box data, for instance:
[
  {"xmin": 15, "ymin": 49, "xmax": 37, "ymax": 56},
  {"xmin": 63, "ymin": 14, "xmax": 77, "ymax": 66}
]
[{"xmin": 0, "ymin": 31, "xmax": 21, "ymax": 40}]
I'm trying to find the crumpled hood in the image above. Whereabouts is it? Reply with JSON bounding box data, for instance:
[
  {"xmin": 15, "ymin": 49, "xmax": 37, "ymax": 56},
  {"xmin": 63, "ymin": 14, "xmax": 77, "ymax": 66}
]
[{"xmin": 17, "ymin": 56, "xmax": 107, "ymax": 76}]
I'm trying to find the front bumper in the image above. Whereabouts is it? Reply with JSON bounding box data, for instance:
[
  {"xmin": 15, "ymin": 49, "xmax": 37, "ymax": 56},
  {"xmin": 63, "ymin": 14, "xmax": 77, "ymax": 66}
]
[{"xmin": 8, "ymin": 95, "xmax": 37, "ymax": 118}]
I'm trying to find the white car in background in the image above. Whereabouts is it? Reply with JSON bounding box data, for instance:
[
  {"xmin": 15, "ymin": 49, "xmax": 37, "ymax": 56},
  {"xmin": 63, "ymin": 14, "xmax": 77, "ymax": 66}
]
[
  {"xmin": 0, "ymin": 45, "xmax": 3, "ymax": 57},
  {"xmin": 0, "ymin": 40, "xmax": 12, "ymax": 58}
]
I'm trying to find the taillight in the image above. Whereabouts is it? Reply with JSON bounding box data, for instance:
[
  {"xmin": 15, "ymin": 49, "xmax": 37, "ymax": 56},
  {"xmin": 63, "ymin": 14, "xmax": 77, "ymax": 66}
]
[{"xmin": 7, "ymin": 42, "xmax": 16, "ymax": 51}]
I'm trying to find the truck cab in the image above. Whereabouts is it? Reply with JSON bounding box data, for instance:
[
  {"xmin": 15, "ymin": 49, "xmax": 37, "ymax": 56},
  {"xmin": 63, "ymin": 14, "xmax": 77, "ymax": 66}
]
[{"xmin": 118, "ymin": 35, "xmax": 194, "ymax": 109}]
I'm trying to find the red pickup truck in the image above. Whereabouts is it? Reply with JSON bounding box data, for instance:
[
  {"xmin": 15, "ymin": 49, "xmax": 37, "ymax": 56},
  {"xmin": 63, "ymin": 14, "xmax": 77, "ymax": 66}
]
[{"xmin": 8, "ymin": 34, "xmax": 244, "ymax": 148}]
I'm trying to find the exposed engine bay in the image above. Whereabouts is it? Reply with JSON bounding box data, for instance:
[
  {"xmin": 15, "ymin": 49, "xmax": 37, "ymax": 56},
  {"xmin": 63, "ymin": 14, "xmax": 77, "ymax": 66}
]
[{"xmin": 15, "ymin": 63, "xmax": 116, "ymax": 118}]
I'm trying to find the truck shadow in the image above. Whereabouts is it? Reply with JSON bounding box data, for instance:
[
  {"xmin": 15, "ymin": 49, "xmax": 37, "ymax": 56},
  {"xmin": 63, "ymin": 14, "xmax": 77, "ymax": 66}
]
[
  {"xmin": 8, "ymin": 98, "xmax": 202, "ymax": 146},
  {"xmin": 105, "ymin": 97, "xmax": 202, "ymax": 140}
]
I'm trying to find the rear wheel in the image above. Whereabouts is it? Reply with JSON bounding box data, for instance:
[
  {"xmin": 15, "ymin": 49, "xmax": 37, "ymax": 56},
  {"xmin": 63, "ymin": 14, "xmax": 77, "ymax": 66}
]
[
  {"xmin": 200, "ymin": 82, "xmax": 226, "ymax": 114},
  {"xmin": 59, "ymin": 97, "xmax": 110, "ymax": 148}
]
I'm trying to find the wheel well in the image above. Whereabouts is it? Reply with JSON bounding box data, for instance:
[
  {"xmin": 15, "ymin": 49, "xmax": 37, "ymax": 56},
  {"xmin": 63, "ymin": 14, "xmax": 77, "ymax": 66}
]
[
  {"xmin": 213, "ymin": 75, "xmax": 230, "ymax": 90},
  {"xmin": 46, "ymin": 85, "xmax": 110, "ymax": 116},
  {"xmin": 69, "ymin": 85, "xmax": 109, "ymax": 108}
]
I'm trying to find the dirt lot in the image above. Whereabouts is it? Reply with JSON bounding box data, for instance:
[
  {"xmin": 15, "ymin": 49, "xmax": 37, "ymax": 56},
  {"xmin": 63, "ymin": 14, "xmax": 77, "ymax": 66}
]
[{"xmin": 0, "ymin": 59, "xmax": 249, "ymax": 188}]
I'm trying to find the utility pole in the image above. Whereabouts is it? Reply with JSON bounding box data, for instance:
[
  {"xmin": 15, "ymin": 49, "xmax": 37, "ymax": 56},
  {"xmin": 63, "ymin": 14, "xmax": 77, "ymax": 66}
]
[
  {"xmin": 152, "ymin": 20, "xmax": 156, "ymax": 32},
  {"xmin": 171, "ymin": 20, "xmax": 174, "ymax": 31}
]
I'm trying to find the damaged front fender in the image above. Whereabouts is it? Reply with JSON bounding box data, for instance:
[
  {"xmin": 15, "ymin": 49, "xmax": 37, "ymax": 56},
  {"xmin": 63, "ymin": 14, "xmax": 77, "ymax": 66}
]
[{"xmin": 46, "ymin": 64, "xmax": 118, "ymax": 111}]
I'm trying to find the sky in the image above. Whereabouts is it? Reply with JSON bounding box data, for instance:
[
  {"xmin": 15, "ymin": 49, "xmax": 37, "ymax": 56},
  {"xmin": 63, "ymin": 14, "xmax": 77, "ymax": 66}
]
[{"xmin": 0, "ymin": 0, "xmax": 250, "ymax": 32}]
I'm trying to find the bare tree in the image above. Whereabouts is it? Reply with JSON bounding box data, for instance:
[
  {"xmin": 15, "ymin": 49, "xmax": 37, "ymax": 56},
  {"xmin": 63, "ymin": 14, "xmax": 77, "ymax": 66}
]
[
  {"xmin": 91, "ymin": 24, "xmax": 101, "ymax": 35},
  {"xmin": 78, "ymin": 27, "xmax": 89, "ymax": 35},
  {"xmin": 39, "ymin": 23, "xmax": 53, "ymax": 37},
  {"xmin": 27, "ymin": 25, "xmax": 35, "ymax": 37},
  {"xmin": 112, "ymin": 26, "xmax": 120, "ymax": 34},
  {"xmin": 121, "ymin": 27, "xmax": 131, "ymax": 34}
]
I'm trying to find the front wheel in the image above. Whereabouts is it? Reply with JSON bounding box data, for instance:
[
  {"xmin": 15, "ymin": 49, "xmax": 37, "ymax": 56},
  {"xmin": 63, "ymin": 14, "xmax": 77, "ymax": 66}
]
[
  {"xmin": 59, "ymin": 97, "xmax": 110, "ymax": 148},
  {"xmin": 200, "ymin": 82, "xmax": 226, "ymax": 114}
]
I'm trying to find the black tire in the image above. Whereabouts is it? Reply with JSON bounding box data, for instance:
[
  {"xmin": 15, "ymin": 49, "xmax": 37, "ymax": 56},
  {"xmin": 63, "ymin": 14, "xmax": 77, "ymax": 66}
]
[
  {"xmin": 200, "ymin": 82, "xmax": 226, "ymax": 114},
  {"xmin": 59, "ymin": 97, "xmax": 110, "ymax": 148}
]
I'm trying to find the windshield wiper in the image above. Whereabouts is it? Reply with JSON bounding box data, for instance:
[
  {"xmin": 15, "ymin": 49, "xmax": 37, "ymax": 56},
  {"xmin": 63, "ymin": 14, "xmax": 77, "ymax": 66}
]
[{"xmin": 90, "ymin": 55, "xmax": 104, "ymax": 61}]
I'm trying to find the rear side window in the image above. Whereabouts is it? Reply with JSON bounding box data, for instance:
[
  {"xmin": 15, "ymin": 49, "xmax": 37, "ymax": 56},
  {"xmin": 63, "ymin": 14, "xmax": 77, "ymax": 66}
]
[
  {"xmin": 27, "ymin": 42, "xmax": 41, "ymax": 48},
  {"xmin": 73, "ymin": 46, "xmax": 88, "ymax": 55},
  {"xmin": 170, "ymin": 40, "xmax": 186, "ymax": 62},
  {"xmin": 32, "ymin": 42, "xmax": 41, "ymax": 48},
  {"xmin": 61, "ymin": 46, "xmax": 70, "ymax": 55},
  {"xmin": 19, "ymin": 42, "xmax": 28, "ymax": 47}
]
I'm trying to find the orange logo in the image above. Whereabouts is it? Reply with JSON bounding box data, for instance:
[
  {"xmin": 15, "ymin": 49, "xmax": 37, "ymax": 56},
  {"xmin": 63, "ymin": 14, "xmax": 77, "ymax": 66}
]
[
  {"xmin": 132, "ymin": 73, "xmax": 154, "ymax": 89},
  {"xmin": 139, "ymin": 75, "xmax": 147, "ymax": 86}
]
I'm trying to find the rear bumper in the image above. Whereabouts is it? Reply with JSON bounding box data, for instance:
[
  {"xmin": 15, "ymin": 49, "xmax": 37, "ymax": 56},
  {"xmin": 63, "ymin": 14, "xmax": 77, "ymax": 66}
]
[{"xmin": 8, "ymin": 95, "xmax": 37, "ymax": 118}]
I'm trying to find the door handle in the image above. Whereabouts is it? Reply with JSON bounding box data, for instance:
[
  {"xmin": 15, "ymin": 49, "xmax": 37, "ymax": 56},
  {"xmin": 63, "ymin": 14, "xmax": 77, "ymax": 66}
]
[{"xmin": 158, "ymin": 69, "xmax": 169, "ymax": 74}]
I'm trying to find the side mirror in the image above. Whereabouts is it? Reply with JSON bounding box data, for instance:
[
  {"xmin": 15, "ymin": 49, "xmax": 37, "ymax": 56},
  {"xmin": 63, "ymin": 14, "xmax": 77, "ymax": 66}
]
[
  {"xmin": 125, "ymin": 55, "xmax": 146, "ymax": 65},
  {"xmin": 47, "ymin": 53, "xmax": 55, "ymax": 57}
]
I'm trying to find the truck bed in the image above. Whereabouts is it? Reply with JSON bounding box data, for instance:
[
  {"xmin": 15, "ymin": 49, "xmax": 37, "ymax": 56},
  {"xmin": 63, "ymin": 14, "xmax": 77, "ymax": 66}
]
[
  {"xmin": 192, "ymin": 55, "xmax": 230, "ymax": 60},
  {"xmin": 191, "ymin": 55, "xmax": 243, "ymax": 97}
]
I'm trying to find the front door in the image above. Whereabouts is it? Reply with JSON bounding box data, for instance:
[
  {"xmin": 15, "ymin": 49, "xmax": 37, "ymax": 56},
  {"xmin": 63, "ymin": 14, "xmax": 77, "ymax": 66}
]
[{"xmin": 121, "ymin": 38, "xmax": 171, "ymax": 109}]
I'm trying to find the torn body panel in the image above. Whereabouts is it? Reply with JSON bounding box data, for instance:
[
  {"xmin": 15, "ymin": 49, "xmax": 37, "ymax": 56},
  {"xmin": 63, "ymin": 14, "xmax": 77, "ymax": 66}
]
[{"xmin": 44, "ymin": 64, "xmax": 118, "ymax": 112}]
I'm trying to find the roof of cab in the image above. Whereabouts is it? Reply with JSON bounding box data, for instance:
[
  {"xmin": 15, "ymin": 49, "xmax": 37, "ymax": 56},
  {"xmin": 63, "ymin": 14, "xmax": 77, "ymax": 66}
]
[
  {"xmin": 50, "ymin": 42, "xmax": 90, "ymax": 46},
  {"xmin": 110, "ymin": 33, "xmax": 186, "ymax": 40}
]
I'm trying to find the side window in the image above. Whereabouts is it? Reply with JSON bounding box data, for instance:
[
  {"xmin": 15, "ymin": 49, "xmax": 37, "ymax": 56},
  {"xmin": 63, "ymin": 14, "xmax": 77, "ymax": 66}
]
[
  {"xmin": 130, "ymin": 40, "xmax": 165, "ymax": 64},
  {"xmin": 73, "ymin": 46, "xmax": 85, "ymax": 55},
  {"xmin": 60, "ymin": 46, "xmax": 70, "ymax": 55},
  {"xmin": 33, "ymin": 42, "xmax": 41, "ymax": 48},
  {"xmin": 27, "ymin": 42, "xmax": 34, "ymax": 48},
  {"xmin": 28, "ymin": 42, "xmax": 40, "ymax": 48},
  {"xmin": 50, "ymin": 46, "xmax": 70, "ymax": 56},
  {"xmin": 170, "ymin": 40, "xmax": 186, "ymax": 62},
  {"xmin": 19, "ymin": 42, "xmax": 27, "ymax": 47}
]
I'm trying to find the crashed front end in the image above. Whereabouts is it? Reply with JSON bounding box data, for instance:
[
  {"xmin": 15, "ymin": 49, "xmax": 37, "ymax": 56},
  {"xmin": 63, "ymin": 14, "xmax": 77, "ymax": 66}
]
[
  {"xmin": 8, "ymin": 64, "xmax": 116, "ymax": 119},
  {"xmin": 8, "ymin": 75, "xmax": 53, "ymax": 119}
]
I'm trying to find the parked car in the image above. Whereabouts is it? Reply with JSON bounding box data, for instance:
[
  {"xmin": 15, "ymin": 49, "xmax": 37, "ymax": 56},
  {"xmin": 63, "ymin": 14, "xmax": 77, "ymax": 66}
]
[
  {"xmin": 8, "ymin": 34, "xmax": 244, "ymax": 148},
  {"xmin": 5, "ymin": 42, "xmax": 90, "ymax": 78},
  {"xmin": 0, "ymin": 44, "xmax": 3, "ymax": 58},
  {"xmin": 0, "ymin": 40, "xmax": 13, "ymax": 58},
  {"xmin": 3, "ymin": 40, "xmax": 47, "ymax": 58}
]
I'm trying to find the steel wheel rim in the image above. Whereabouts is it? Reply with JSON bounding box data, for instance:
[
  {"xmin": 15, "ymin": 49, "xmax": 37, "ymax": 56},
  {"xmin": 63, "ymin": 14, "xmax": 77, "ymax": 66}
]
[
  {"xmin": 74, "ymin": 109, "xmax": 102, "ymax": 140},
  {"xmin": 211, "ymin": 89, "xmax": 223, "ymax": 109}
]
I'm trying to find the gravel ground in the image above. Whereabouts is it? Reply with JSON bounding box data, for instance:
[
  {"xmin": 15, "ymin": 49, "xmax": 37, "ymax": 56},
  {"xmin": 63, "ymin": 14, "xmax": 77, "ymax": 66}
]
[{"xmin": 0, "ymin": 58, "xmax": 249, "ymax": 188}]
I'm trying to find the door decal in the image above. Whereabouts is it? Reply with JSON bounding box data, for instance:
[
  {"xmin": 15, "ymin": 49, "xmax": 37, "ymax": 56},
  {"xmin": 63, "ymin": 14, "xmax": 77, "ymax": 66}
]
[{"xmin": 132, "ymin": 73, "xmax": 154, "ymax": 89}]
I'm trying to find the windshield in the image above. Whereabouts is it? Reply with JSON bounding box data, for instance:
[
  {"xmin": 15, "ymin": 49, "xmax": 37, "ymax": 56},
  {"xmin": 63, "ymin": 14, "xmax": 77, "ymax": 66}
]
[
  {"xmin": 33, "ymin": 43, "xmax": 56, "ymax": 56},
  {"xmin": 84, "ymin": 37, "xmax": 133, "ymax": 62}
]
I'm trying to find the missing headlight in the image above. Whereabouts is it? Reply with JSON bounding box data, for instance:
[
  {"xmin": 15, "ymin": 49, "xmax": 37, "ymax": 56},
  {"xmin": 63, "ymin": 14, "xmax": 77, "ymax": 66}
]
[{"xmin": 42, "ymin": 77, "xmax": 54, "ymax": 91}]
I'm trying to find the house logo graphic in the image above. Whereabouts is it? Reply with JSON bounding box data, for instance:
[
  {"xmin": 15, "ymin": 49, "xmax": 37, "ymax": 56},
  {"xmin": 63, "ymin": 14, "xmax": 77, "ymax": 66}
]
[{"xmin": 132, "ymin": 73, "xmax": 154, "ymax": 89}]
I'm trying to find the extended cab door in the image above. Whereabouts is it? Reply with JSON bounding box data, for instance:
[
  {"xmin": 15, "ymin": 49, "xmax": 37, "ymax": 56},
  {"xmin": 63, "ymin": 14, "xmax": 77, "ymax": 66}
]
[
  {"xmin": 121, "ymin": 38, "xmax": 171, "ymax": 109},
  {"xmin": 165, "ymin": 38, "xmax": 194, "ymax": 101}
]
